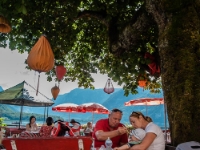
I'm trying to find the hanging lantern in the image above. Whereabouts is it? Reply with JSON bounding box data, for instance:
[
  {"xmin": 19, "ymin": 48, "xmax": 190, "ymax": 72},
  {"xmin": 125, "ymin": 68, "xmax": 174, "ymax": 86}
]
[
  {"xmin": 138, "ymin": 74, "xmax": 148, "ymax": 88},
  {"xmin": 51, "ymin": 84, "xmax": 60, "ymax": 100},
  {"xmin": 0, "ymin": 15, "xmax": 11, "ymax": 33},
  {"xmin": 104, "ymin": 78, "xmax": 114, "ymax": 94},
  {"xmin": 27, "ymin": 35, "xmax": 55, "ymax": 95},
  {"xmin": 138, "ymin": 80, "xmax": 147, "ymax": 88},
  {"xmin": 144, "ymin": 52, "xmax": 160, "ymax": 75},
  {"xmin": 55, "ymin": 65, "xmax": 67, "ymax": 81}
]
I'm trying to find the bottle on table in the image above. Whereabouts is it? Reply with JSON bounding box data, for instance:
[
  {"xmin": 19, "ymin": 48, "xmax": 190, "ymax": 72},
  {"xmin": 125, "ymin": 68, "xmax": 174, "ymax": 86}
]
[{"xmin": 105, "ymin": 137, "xmax": 112, "ymax": 150}]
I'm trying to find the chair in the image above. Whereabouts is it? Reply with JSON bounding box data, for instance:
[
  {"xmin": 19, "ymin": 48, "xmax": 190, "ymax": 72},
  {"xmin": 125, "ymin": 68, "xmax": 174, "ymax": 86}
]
[{"xmin": 176, "ymin": 141, "xmax": 200, "ymax": 150}]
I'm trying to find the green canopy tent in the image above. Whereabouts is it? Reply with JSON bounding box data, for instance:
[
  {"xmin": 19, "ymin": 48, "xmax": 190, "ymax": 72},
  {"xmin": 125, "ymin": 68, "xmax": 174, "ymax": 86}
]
[{"xmin": 0, "ymin": 81, "xmax": 54, "ymax": 128}]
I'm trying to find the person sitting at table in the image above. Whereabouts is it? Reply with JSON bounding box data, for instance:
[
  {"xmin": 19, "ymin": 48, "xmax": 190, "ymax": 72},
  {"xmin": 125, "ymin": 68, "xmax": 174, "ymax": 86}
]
[
  {"xmin": 92, "ymin": 108, "xmax": 128, "ymax": 148},
  {"xmin": 26, "ymin": 116, "xmax": 38, "ymax": 133},
  {"xmin": 128, "ymin": 111, "xmax": 165, "ymax": 150},
  {"xmin": 39, "ymin": 117, "xmax": 54, "ymax": 137},
  {"xmin": 84, "ymin": 122, "xmax": 93, "ymax": 132},
  {"xmin": 70, "ymin": 119, "xmax": 81, "ymax": 136},
  {"xmin": 84, "ymin": 122, "xmax": 93, "ymax": 136}
]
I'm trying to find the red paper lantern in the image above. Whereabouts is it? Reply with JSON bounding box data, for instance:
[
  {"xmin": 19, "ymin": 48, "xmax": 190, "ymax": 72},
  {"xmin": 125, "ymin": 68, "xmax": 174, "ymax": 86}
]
[
  {"xmin": 55, "ymin": 65, "xmax": 67, "ymax": 81},
  {"xmin": 104, "ymin": 78, "xmax": 114, "ymax": 94}
]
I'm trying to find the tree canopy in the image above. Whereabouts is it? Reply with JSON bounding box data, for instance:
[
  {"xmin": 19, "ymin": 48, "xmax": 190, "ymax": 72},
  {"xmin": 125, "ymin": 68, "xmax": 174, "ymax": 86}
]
[
  {"xmin": 0, "ymin": 0, "xmax": 161, "ymax": 96},
  {"xmin": 1, "ymin": 0, "xmax": 200, "ymax": 146}
]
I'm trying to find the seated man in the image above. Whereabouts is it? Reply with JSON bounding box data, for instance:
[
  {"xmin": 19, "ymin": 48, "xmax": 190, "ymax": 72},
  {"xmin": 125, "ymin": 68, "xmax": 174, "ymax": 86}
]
[{"xmin": 92, "ymin": 108, "xmax": 128, "ymax": 148}]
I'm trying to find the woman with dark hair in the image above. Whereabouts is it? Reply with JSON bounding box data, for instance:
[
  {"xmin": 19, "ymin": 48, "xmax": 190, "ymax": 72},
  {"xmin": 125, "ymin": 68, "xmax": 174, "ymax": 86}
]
[
  {"xmin": 39, "ymin": 117, "xmax": 54, "ymax": 137},
  {"xmin": 129, "ymin": 111, "xmax": 165, "ymax": 150},
  {"xmin": 26, "ymin": 116, "xmax": 38, "ymax": 132}
]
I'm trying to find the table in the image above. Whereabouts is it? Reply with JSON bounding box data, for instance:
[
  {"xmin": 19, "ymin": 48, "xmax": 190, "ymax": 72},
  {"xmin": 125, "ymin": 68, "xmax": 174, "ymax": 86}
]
[{"xmin": 5, "ymin": 128, "xmax": 25, "ymax": 137}]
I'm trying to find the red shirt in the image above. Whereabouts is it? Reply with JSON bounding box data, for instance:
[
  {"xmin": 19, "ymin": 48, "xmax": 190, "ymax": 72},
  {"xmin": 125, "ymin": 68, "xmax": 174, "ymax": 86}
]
[
  {"xmin": 39, "ymin": 125, "xmax": 53, "ymax": 137},
  {"xmin": 92, "ymin": 118, "xmax": 128, "ymax": 148}
]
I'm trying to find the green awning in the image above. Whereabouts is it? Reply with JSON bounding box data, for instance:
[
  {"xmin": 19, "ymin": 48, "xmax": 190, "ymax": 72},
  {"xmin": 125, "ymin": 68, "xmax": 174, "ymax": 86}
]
[{"xmin": 0, "ymin": 81, "xmax": 54, "ymax": 107}]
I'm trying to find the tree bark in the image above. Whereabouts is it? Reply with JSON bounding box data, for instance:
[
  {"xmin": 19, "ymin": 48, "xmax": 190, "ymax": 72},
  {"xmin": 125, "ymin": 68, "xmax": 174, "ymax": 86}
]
[{"xmin": 147, "ymin": 0, "xmax": 200, "ymax": 145}]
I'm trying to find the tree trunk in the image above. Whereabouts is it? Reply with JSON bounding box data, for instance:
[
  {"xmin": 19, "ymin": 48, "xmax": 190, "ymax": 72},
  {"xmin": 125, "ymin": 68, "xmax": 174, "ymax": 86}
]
[{"xmin": 147, "ymin": 0, "xmax": 200, "ymax": 146}]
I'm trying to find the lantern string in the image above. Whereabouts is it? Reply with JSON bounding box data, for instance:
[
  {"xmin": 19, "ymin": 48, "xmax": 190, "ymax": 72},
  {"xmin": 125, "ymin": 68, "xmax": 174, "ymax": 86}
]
[
  {"xmin": 58, "ymin": 81, "xmax": 60, "ymax": 88},
  {"xmin": 36, "ymin": 73, "xmax": 40, "ymax": 96}
]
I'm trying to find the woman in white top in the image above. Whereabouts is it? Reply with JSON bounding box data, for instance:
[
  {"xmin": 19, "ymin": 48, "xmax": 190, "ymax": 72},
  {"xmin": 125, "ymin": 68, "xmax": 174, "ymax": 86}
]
[
  {"xmin": 129, "ymin": 111, "xmax": 165, "ymax": 150},
  {"xmin": 26, "ymin": 116, "xmax": 38, "ymax": 133}
]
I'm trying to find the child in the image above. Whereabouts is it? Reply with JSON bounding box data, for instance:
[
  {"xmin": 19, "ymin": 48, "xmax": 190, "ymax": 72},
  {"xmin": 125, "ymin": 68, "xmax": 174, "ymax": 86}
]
[{"xmin": 114, "ymin": 128, "xmax": 146, "ymax": 150}]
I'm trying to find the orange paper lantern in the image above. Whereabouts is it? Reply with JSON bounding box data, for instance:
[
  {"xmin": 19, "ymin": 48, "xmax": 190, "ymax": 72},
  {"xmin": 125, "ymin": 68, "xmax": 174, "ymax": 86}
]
[
  {"xmin": 138, "ymin": 74, "xmax": 149, "ymax": 88},
  {"xmin": 51, "ymin": 85, "xmax": 60, "ymax": 100},
  {"xmin": 138, "ymin": 80, "xmax": 147, "ymax": 88},
  {"xmin": 27, "ymin": 35, "xmax": 55, "ymax": 95},
  {"xmin": 27, "ymin": 35, "xmax": 54, "ymax": 72},
  {"xmin": 0, "ymin": 15, "xmax": 11, "ymax": 33}
]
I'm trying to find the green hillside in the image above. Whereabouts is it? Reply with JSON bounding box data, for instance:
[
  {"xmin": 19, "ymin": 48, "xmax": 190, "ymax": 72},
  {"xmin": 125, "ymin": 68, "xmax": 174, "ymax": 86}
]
[{"xmin": 0, "ymin": 104, "xmax": 62, "ymax": 122}]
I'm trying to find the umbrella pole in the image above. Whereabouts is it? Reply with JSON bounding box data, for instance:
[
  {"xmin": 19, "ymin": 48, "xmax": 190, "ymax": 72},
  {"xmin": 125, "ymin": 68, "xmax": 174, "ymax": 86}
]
[
  {"xmin": 44, "ymin": 106, "xmax": 46, "ymax": 123},
  {"xmin": 68, "ymin": 113, "xmax": 70, "ymax": 122},
  {"xmin": 92, "ymin": 112, "xmax": 94, "ymax": 124},
  {"xmin": 19, "ymin": 105, "xmax": 23, "ymax": 129},
  {"xmin": 146, "ymin": 105, "xmax": 147, "ymax": 116},
  {"xmin": 47, "ymin": 107, "xmax": 49, "ymax": 117}
]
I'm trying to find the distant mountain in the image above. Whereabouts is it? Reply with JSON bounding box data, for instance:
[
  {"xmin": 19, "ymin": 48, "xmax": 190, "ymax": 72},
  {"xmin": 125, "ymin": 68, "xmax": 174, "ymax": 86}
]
[
  {"xmin": 54, "ymin": 88, "xmax": 119, "ymax": 105},
  {"xmin": 1, "ymin": 87, "xmax": 168, "ymax": 128},
  {"xmin": 0, "ymin": 86, "xmax": 3, "ymax": 92}
]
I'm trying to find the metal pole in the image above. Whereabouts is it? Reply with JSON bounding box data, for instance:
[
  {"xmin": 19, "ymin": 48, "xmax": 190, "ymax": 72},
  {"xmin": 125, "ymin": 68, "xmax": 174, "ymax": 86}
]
[
  {"xmin": 47, "ymin": 107, "xmax": 49, "ymax": 117},
  {"xmin": 19, "ymin": 105, "xmax": 23, "ymax": 129},
  {"xmin": 92, "ymin": 112, "xmax": 94, "ymax": 124},
  {"xmin": 146, "ymin": 105, "xmax": 147, "ymax": 116},
  {"xmin": 43, "ymin": 106, "xmax": 46, "ymax": 123}
]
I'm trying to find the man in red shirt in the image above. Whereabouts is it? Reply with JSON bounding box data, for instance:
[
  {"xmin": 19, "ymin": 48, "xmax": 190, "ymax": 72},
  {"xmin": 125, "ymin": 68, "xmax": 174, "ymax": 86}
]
[{"xmin": 92, "ymin": 108, "xmax": 128, "ymax": 148}]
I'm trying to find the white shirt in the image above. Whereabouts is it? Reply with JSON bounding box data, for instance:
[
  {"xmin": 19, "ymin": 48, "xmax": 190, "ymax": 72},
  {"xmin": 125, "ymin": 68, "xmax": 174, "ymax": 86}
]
[
  {"xmin": 72, "ymin": 123, "xmax": 81, "ymax": 136},
  {"xmin": 145, "ymin": 122, "xmax": 165, "ymax": 150}
]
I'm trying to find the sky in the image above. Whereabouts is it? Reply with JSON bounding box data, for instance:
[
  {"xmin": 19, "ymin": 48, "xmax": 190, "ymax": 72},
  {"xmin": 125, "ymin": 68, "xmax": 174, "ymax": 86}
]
[{"xmin": 0, "ymin": 47, "xmax": 121, "ymax": 98}]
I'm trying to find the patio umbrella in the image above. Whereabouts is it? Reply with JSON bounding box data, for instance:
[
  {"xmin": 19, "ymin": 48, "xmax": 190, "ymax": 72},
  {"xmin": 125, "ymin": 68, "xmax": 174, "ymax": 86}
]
[
  {"xmin": 52, "ymin": 103, "xmax": 82, "ymax": 121},
  {"xmin": 77, "ymin": 102, "xmax": 110, "ymax": 123},
  {"xmin": 0, "ymin": 81, "xmax": 54, "ymax": 128},
  {"xmin": 124, "ymin": 98, "xmax": 164, "ymax": 115}
]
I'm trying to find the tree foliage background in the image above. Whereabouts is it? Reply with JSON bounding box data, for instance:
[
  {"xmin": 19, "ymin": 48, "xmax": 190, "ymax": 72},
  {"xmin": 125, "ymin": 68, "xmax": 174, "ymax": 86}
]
[{"xmin": 1, "ymin": 0, "xmax": 200, "ymax": 146}]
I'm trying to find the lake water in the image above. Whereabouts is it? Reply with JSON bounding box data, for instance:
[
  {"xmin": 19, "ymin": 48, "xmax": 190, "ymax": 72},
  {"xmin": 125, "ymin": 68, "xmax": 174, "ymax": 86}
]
[
  {"xmin": 4, "ymin": 120, "xmax": 168, "ymax": 131},
  {"xmin": 4, "ymin": 120, "xmax": 90, "ymax": 127}
]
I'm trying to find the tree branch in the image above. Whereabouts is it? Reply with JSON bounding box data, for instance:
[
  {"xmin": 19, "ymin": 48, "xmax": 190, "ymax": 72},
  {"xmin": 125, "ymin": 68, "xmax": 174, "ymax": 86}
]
[{"xmin": 77, "ymin": 10, "xmax": 108, "ymax": 27}]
